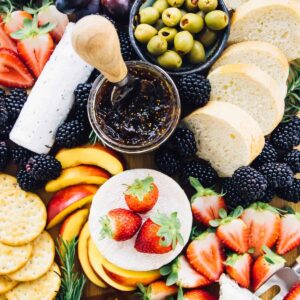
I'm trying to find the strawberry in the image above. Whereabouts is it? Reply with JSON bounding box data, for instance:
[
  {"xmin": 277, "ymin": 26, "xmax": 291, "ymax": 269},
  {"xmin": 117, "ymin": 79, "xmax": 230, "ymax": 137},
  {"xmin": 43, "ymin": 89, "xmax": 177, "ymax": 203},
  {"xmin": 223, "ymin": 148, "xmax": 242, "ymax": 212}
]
[
  {"xmin": 284, "ymin": 281, "xmax": 300, "ymax": 300},
  {"xmin": 135, "ymin": 212, "xmax": 184, "ymax": 254},
  {"xmin": 241, "ymin": 202, "xmax": 280, "ymax": 257},
  {"xmin": 186, "ymin": 230, "xmax": 224, "ymax": 282},
  {"xmin": 189, "ymin": 177, "xmax": 227, "ymax": 227},
  {"xmin": 225, "ymin": 253, "xmax": 252, "ymax": 288},
  {"xmin": 160, "ymin": 255, "xmax": 211, "ymax": 289},
  {"xmin": 137, "ymin": 281, "xmax": 177, "ymax": 300},
  {"xmin": 125, "ymin": 176, "xmax": 159, "ymax": 213},
  {"xmin": 252, "ymin": 245, "xmax": 286, "ymax": 291},
  {"xmin": 0, "ymin": 48, "xmax": 34, "ymax": 88},
  {"xmin": 99, "ymin": 208, "xmax": 142, "ymax": 241},
  {"xmin": 178, "ymin": 288, "xmax": 217, "ymax": 300},
  {"xmin": 277, "ymin": 212, "xmax": 300, "ymax": 255},
  {"xmin": 0, "ymin": 16, "xmax": 17, "ymax": 51},
  {"xmin": 11, "ymin": 16, "xmax": 55, "ymax": 77},
  {"xmin": 4, "ymin": 11, "xmax": 32, "ymax": 36},
  {"xmin": 210, "ymin": 206, "xmax": 249, "ymax": 254}
]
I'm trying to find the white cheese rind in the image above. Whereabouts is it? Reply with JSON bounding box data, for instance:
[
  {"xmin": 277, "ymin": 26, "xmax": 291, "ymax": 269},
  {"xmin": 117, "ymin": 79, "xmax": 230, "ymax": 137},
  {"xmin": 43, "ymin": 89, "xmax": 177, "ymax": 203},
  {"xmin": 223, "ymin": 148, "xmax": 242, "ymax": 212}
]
[{"xmin": 10, "ymin": 23, "xmax": 93, "ymax": 154}]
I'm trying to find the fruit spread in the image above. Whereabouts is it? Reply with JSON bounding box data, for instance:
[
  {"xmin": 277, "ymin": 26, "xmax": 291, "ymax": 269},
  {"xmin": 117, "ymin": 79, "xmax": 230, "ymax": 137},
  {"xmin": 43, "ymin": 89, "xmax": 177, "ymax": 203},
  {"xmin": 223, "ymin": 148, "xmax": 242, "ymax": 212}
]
[{"xmin": 95, "ymin": 64, "xmax": 174, "ymax": 146}]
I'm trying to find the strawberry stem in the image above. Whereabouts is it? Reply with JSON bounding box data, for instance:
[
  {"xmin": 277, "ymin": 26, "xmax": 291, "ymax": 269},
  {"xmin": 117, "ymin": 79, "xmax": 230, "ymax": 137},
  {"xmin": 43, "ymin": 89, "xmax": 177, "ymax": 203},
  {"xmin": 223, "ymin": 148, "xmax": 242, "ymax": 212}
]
[
  {"xmin": 125, "ymin": 176, "xmax": 155, "ymax": 202},
  {"xmin": 189, "ymin": 176, "xmax": 218, "ymax": 201}
]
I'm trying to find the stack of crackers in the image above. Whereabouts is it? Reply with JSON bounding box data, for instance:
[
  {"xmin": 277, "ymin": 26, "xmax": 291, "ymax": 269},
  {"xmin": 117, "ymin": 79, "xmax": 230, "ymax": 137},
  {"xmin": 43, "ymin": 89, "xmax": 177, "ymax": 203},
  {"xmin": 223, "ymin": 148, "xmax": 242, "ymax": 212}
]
[{"xmin": 0, "ymin": 174, "xmax": 61, "ymax": 300}]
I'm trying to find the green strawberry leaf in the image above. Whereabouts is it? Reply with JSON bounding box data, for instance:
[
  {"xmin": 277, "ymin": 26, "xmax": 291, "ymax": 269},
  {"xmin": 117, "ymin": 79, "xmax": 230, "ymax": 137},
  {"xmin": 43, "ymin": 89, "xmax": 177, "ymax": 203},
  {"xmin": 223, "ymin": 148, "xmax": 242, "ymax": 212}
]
[
  {"xmin": 160, "ymin": 264, "xmax": 172, "ymax": 276},
  {"xmin": 125, "ymin": 176, "xmax": 155, "ymax": 202},
  {"xmin": 219, "ymin": 208, "xmax": 227, "ymax": 219}
]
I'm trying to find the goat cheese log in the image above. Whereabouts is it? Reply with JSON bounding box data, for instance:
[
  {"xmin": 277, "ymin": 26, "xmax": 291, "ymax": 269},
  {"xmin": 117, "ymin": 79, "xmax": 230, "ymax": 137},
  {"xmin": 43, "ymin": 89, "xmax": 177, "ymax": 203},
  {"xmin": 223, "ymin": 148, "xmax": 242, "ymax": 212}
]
[{"xmin": 10, "ymin": 23, "xmax": 93, "ymax": 154}]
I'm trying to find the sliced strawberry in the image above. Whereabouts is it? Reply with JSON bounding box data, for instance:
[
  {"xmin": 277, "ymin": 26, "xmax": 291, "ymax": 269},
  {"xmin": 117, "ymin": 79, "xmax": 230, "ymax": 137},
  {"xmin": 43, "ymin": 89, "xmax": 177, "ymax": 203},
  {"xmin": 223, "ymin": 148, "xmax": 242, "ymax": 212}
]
[
  {"xmin": 0, "ymin": 48, "xmax": 34, "ymax": 88},
  {"xmin": 210, "ymin": 206, "xmax": 249, "ymax": 254},
  {"xmin": 37, "ymin": 5, "xmax": 69, "ymax": 43},
  {"xmin": 135, "ymin": 212, "xmax": 184, "ymax": 254},
  {"xmin": 189, "ymin": 177, "xmax": 227, "ymax": 227},
  {"xmin": 125, "ymin": 176, "xmax": 159, "ymax": 213},
  {"xmin": 138, "ymin": 281, "xmax": 178, "ymax": 300},
  {"xmin": 277, "ymin": 212, "xmax": 300, "ymax": 255},
  {"xmin": 0, "ymin": 17, "xmax": 17, "ymax": 52},
  {"xmin": 4, "ymin": 11, "xmax": 32, "ymax": 36},
  {"xmin": 284, "ymin": 281, "xmax": 300, "ymax": 300},
  {"xmin": 225, "ymin": 253, "xmax": 252, "ymax": 288},
  {"xmin": 186, "ymin": 230, "xmax": 224, "ymax": 282},
  {"xmin": 181, "ymin": 289, "xmax": 217, "ymax": 300},
  {"xmin": 252, "ymin": 246, "xmax": 286, "ymax": 291},
  {"xmin": 241, "ymin": 202, "xmax": 280, "ymax": 257},
  {"xmin": 161, "ymin": 255, "xmax": 211, "ymax": 289},
  {"xmin": 99, "ymin": 208, "xmax": 142, "ymax": 241}
]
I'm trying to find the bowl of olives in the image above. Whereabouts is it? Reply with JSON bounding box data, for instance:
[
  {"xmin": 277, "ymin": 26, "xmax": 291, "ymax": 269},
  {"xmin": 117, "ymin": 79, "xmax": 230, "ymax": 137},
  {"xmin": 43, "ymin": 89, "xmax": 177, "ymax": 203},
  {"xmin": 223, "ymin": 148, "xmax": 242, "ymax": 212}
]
[{"xmin": 129, "ymin": 0, "xmax": 230, "ymax": 75}]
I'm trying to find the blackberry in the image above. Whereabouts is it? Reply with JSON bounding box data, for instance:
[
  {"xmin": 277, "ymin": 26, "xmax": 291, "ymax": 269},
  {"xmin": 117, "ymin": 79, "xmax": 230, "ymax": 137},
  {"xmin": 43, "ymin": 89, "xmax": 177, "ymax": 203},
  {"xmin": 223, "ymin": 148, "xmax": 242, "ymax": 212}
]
[
  {"xmin": 5, "ymin": 88, "xmax": 27, "ymax": 120},
  {"xmin": 270, "ymin": 116, "xmax": 300, "ymax": 150},
  {"xmin": 73, "ymin": 83, "xmax": 92, "ymax": 122},
  {"xmin": 0, "ymin": 98, "xmax": 8, "ymax": 126},
  {"xmin": 258, "ymin": 185, "xmax": 276, "ymax": 203},
  {"xmin": 282, "ymin": 150, "xmax": 300, "ymax": 173},
  {"xmin": 258, "ymin": 163, "xmax": 294, "ymax": 188},
  {"xmin": 155, "ymin": 148, "xmax": 181, "ymax": 176},
  {"xmin": 180, "ymin": 159, "xmax": 218, "ymax": 187},
  {"xmin": 276, "ymin": 178, "xmax": 300, "ymax": 203},
  {"xmin": 11, "ymin": 146, "xmax": 34, "ymax": 167},
  {"xmin": 0, "ymin": 122, "xmax": 13, "ymax": 140},
  {"xmin": 252, "ymin": 141, "xmax": 278, "ymax": 168},
  {"xmin": 26, "ymin": 154, "xmax": 61, "ymax": 181},
  {"xmin": 55, "ymin": 120, "xmax": 87, "ymax": 148},
  {"xmin": 0, "ymin": 141, "xmax": 9, "ymax": 171},
  {"xmin": 17, "ymin": 170, "xmax": 43, "ymax": 192},
  {"xmin": 119, "ymin": 30, "xmax": 137, "ymax": 61},
  {"xmin": 168, "ymin": 127, "xmax": 197, "ymax": 157},
  {"xmin": 175, "ymin": 73, "xmax": 211, "ymax": 108},
  {"xmin": 222, "ymin": 177, "xmax": 244, "ymax": 209},
  {"xmin": 230, "ymin": 166, "xmax": 268, "ymax": 202}
]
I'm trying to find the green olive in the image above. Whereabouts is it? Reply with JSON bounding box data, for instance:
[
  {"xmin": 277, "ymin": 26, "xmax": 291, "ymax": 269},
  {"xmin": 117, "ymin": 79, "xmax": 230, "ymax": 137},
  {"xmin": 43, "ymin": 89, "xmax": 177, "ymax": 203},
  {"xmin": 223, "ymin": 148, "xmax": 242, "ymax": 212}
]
[
  {"xmin": 162, "ymin": 7, "xmax": 182, "ymax": 27},
  {"xmin": 187, "ymin": 40, "xmax": 206, "ymax": 63},
  {"xmin": 174, "ymin": 30, "xmax": 194, "ymax": 55},
  {"xmin": 158, "ymin": 27, "xmax": 178, "ymax": 43},
  {"xmin": 134, "ymin": 24, "xmax": 158, "ymax": 43},
  {"xmin": 154, "ymin": 19, "xmax": 165, "ymax": 30},
  {"xmin": 199, "ymin": 27, "xmax": 217, "ymax": 47},
  {"xmin": 184, "ymin": 0, "xmax": 198, "ymax": 12},
  {"xmin": 205, "ymin": 10, "xmax": 229, "ymax": 30},
  {"xmin": 157, "ymin": 50, "xmax": 182, "ymax": 69},
  {"xmin": 198, "ymin": 0, "xmax": 218, "ymax": 12},
  {"xmin": 152, "ymin": 0, "xmax": 169, "ymax": 14},
  {"xmin": 196, "ymin": 10, "xmax": 205, "ymax": 18},
  {"xmin": 167, "ymin": 0, "xmax": 185, "ymax": 8},
  {"xmin": 180, "ymin": 13, "xmax": 204, "ymax": 33},
  {"xmin": 139, "ymin": 7, "xmax": 160, "ymax": 25},
  {"xmin": 147, "ymin": 35, "xmax": 168, "ymax": 56}
]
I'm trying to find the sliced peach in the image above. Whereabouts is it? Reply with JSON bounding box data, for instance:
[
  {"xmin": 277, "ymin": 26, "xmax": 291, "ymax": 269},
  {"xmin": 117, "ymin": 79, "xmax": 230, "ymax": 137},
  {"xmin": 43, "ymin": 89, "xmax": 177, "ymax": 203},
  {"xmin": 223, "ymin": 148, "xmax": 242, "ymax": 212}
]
[
  {"xmin": 88, "ymin": 239, "xmax": 136, "ymax": 291},
  {"xmin": 78, "ymin": 223, "xmax": 107, "ymax": 288},
  {"xmin": 47, "ymin": 184, "xmax": 98, "ymax": 229},
  {"xmin": 56, "ymin": 144, "xmax": 124, "ymax": 175},
  {"xmin": 45, "ymin": 165, "xmax": 110, "ymax": 192}
]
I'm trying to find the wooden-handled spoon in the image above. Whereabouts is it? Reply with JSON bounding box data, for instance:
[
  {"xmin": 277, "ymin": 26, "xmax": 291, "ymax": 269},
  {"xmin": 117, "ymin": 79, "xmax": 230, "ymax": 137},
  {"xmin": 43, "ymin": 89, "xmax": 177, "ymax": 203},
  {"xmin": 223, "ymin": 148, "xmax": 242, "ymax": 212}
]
[{"xmin": 71, "ymin": 15, "xmax": 135, "ymax": 105}]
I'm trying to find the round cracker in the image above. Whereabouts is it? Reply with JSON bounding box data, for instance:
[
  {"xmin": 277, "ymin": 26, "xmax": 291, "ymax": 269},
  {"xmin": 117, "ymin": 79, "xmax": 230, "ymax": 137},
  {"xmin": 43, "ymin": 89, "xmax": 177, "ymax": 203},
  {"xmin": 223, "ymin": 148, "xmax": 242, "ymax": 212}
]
[
  {"xmin": 6, "ymin": 263, "xmax": 61, "ymax": 300},
  {"xmin": 0, "ymin": 242, "xmax": 33, "ymax": 275},
  {"xmin": 0, "ymin": 175, "xmax": 19, "ymax": 191},
  {"xmin": 0, "ymin": 276, "xmax": 17, "ymax": 294},
  {"xmin": 0, "ymin": 190, "xmax": 46, "ymax": 246},
  {"xmin": 8, "ymin": 232, "xmax": 55, "ymax": 282}
]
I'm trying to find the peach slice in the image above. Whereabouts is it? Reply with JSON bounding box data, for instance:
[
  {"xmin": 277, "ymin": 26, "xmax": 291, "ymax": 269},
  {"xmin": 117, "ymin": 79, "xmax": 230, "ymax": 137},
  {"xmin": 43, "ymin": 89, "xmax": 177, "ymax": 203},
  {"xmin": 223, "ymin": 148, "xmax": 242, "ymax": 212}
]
[
  {"xmin": 56, "ymin": 144, "xmax": 124, "ymax": 175},
  {"xmin": 78, "ymin": 223, "xmax": 107, "ymax": 288},
  {"xmin": 45, "ymin": 165, "xmax": 110, "ymax": 192},
  {"xmin": 47, "ymin": 184, "xmax": 98, "ymax": 229}
]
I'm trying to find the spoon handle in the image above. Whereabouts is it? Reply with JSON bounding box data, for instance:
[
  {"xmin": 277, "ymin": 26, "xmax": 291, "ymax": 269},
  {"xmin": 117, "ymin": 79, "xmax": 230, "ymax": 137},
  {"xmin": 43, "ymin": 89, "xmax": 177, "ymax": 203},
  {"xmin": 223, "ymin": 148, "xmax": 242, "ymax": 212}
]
[{"xmin": 71, "ymin": 15, "xmax": 127, "ymax": 83}]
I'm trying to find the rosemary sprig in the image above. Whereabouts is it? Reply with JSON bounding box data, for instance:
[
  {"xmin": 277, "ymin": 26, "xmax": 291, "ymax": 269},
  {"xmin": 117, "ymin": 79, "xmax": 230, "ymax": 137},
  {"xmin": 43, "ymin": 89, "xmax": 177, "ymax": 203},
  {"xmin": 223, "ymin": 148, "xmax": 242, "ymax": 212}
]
[{"xmin": 56, "ymin": 237, "xmax": 86, "ymax": 300}]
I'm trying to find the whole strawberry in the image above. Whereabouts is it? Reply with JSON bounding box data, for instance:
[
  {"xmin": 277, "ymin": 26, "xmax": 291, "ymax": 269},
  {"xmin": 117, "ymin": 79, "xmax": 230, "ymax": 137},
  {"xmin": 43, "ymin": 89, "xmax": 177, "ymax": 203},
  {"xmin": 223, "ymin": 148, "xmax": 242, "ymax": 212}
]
[
  {"xmin": 125, "ymin": 176, "xmax": 159, "ymax": 213},
  {"xmin": 135, "ymin": 212, "xmax": 184, "ymax": 254},
  {"xmin": 99, "ymin": 208, "xmax": 142, "ymax": 241}
]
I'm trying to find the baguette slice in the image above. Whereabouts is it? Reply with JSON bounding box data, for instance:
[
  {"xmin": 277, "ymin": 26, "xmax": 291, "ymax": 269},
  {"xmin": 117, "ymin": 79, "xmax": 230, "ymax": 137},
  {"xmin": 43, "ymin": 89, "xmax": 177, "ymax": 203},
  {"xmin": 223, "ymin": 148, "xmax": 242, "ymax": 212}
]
[
  {"xmin": 228, "ymin": 0, "xmax": 300, "ymax": 61},
  {"xmin": 183, "ymin": 101, "xmax": 264, "ymax": 177},
  {"xmin": 208, "ymin": 63, "xmax": 285, "ymax": 135},
  {"xmin": 211, "ymin": 41, "xmax": 289, "ymax": 92},
  {"xmin": 223, "ymin": 0, "xmax": 248, "ymax": 10}
]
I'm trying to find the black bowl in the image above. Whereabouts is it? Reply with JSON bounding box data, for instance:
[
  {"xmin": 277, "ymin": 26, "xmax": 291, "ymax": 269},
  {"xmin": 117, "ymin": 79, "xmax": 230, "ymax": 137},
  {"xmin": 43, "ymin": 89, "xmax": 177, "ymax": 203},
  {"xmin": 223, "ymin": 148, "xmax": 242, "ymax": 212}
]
[{"xmin": 129, "ymin": 0, "xmax": 230, "ymax": 76}]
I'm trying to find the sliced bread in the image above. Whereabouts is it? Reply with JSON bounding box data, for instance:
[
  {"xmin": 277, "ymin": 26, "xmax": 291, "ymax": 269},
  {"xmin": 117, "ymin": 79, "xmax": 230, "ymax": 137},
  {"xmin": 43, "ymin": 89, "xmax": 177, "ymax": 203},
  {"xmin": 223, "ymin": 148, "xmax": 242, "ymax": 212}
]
[
  {"xmin": 228, "ymin": 0, "xmax": 300, "ymax": 61},
  {"xmin": 208, "ymin": 63, "xmax": 285, "ymax": 135},
  {"xmin": 211, "ymin": 41, "xmax": 289, "ymax": 92},
  {"xmin": 223, "ymin": 0, "xmax": 248, "ymax": 10},
  {"xmin": 183, "ymin": 101, "xmax": 264, "ymax": 177}
]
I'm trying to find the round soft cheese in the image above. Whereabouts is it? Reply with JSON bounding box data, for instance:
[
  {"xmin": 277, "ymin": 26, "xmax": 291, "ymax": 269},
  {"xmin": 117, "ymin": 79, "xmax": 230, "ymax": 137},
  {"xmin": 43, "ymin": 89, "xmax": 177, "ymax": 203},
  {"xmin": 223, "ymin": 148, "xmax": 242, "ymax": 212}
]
[{"xmin": 89, "ymin": 169, "xmax": 193, "ymax": 271}]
